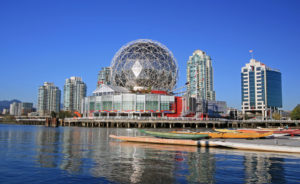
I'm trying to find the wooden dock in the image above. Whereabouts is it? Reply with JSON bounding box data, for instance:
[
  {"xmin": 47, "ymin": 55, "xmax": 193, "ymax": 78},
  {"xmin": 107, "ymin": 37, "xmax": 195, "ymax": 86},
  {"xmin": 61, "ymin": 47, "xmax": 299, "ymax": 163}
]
[
  {"xmin": 63, "ymin": 117, "xmax": 300, "ymax": 129},
  {"xmin": 14, "ymin": 117, "xmax": 300, "ymax": 129}
]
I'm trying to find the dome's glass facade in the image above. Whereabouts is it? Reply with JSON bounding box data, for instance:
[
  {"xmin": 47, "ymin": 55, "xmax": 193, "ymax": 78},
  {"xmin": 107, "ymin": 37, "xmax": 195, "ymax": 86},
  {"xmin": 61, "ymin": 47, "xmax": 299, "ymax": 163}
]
[{"xmin": 111, "ymin": 39, "xmax": 178, "ymax": 91}]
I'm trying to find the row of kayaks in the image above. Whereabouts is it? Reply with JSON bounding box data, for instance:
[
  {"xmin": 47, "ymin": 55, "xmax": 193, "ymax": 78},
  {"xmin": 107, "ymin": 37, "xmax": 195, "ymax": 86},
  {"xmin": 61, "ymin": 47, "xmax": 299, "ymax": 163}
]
[
  {"xmin": 214, "ymin": 128, "xmax": 300, "ymax": 136},
  {"xmin": 138, "ymin": 129, "xmax": 292, "ymax": 139},
  {"xmin": 110, "ymin": 128, "xmax": 300, "ymax": 153}
]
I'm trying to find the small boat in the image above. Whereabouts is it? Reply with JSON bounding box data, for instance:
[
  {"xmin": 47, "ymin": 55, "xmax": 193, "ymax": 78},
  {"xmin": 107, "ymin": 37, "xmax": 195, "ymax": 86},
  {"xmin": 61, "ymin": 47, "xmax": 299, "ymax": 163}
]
[
  {"xmin": 171, "ymin": 131, "xmax": 273, "ymax": 139},
  {"xmin": 237, "ymin": 129, "xmax": 271, "ymax": 133},
  {"xmin": 214, "ymin": 129, "xmax": 238, "ymax": 133},
  {"xmin": 237, "ymin": 128, "xmax": 300, "ymax": 136},
  {"xmin": 139, "ymin": 130, "xmax": 209, "ymax": 139},
  {"xmin": 273, "ymin": 129, "xmax": 300, "ymax": 135}
]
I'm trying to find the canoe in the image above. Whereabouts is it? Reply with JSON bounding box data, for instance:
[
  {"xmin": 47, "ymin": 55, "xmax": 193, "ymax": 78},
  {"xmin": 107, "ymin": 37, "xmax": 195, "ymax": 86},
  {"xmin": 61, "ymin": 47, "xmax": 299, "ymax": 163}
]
[
  {"xmin": 237, "ymin": 129, "xmax": 271, "ymax": 133},
  {"xmin": 109, "ymin": 135, "xmax": 218, "ymax": 147},
  {"xmin": 273, "ymin": 129, "xmax": 300, "ymax": 135},
  {"xmin": 171, "ymin": 131, "xmax": 273, "ymax": 139},
  {"xmin": 139, "ymin": 130, "xmax": 209, "ymax": 139},
  {"xmin": 214, "ymin": 129, "xmax": 238, "ymax": 133},
  {"xmin": 238, "ymin": 129, "xmax": 300, "ymax": 135}
]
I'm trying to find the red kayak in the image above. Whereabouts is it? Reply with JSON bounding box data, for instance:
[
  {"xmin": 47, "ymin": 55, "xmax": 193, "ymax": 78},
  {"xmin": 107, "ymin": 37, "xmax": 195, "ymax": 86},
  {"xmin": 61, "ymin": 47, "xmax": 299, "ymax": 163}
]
[{"xmin": 273, "ymin": 129, "xmax": 300, "ymax": 135}]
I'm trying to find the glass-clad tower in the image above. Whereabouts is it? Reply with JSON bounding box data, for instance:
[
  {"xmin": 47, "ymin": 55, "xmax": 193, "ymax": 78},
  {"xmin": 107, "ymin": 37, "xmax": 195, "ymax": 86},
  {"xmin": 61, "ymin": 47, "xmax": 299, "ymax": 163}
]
[
  {"xmin": 64, "ymin": 77, "xmax": 87, "ymax": 112},
  {"xmin": 38, "ymin": 82, "xmax": 61, "ymax": 116},
  {"xmin": 241, "ymin": 59, "xmax": 282, "ymax": 119},
  {"xmin": 97, "ymin": 67, "xmax": 112, "ymax": 88},
  {"xmin": 187, "ymin": 50, "xmax": 215, "ymax": 100}
]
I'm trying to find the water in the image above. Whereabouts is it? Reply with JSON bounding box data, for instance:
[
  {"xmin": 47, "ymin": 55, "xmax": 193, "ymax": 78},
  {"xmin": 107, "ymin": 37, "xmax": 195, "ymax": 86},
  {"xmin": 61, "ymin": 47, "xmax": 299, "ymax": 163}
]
[{"xmin": 0, "ymin": 124, "xmax": 300, "ymax": 184}]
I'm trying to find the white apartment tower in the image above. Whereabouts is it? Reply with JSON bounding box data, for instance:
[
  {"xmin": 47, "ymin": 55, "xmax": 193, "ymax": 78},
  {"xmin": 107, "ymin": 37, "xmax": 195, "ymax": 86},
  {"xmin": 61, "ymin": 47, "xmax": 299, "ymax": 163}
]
[
  {"xmin": 187, "ymin": 50, "xmax": 215, "ymax": 100},
  {"xmin": 64, "ymin": 77, "xmax": 87, "ymax": 112},
  {"xmin": 241, "ymin": 59, "xmax": 282, "ymax": 119},
  {"xmin": 38, "ymin": 82, "xmax": 61, "ymax": 116}
]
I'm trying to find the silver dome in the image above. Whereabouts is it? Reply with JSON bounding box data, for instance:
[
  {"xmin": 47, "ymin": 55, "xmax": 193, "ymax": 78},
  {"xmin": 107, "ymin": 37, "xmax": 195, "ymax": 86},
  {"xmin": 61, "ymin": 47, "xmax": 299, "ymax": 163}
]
[{"xmin": 110, "ymin": 39, "xmax": 178, "ymax": 91}]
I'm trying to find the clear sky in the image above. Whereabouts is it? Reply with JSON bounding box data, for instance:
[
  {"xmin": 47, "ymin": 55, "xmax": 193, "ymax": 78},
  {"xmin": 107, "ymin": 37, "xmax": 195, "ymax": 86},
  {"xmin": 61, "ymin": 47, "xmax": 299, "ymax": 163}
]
[{"xmin": 0, "ymin": 0, "xmax": 299, "ymax": 110}]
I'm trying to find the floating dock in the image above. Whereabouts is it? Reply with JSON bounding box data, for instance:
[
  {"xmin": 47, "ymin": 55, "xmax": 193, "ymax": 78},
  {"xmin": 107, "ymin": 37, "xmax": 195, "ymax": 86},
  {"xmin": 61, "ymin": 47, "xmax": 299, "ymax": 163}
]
[{"xmin": 110, "ymin": 135, "xmax": 300, "ymax": 154}]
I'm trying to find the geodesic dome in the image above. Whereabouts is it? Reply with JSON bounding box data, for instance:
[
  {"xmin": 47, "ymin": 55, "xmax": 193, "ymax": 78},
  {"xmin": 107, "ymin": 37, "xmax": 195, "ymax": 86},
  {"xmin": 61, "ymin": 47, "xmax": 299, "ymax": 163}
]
[{"xmin": 110, "ymin": 39, "xmax": 178, "ymax": 91}]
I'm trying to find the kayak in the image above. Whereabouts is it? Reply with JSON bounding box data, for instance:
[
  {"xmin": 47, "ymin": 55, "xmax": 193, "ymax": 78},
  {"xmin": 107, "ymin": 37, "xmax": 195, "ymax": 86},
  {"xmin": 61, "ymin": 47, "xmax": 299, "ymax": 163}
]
[
  {"xmin": 171, "ymin": 131, "xmax": 273, "ymax": 139},
  {"xmin": 214, "ymin": 129, "xmax": 238, "ymax": 133},
  {"xmin": 139, "ymin": 130, "xmax": 209, "ymax": 139},
  {"xmin": 237, "ymin": 129, "xmax": 300, "ymax": 135},
  {"xmin": 237, "ymin": 129, "xmax": 271, "ymax": 133}
]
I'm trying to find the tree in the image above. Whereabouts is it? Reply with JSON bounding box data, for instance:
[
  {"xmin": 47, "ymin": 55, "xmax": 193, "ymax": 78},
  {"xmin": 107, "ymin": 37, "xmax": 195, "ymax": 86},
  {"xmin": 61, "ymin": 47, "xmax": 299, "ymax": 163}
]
[
  {"xmin": 58, "ymin": 111, "xmax": 74, "ymax": 119},
  {"xmin": 272, "ymin": 112, "xmax": 281, "ymax": 120},
  {"xmin": 291, "ymin": 105, "xmax": 300, "ymax": 120},
  {"xmin": 50, "ymin": 111, "xmax": 57, "ymax": 118}
]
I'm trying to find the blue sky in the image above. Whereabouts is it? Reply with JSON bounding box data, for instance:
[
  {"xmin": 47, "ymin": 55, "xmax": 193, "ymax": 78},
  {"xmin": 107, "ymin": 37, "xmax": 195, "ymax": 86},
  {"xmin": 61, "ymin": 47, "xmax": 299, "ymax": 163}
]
[{"xmin": 0, "ymin": 0, "xmax": 299, "ymax": 110}]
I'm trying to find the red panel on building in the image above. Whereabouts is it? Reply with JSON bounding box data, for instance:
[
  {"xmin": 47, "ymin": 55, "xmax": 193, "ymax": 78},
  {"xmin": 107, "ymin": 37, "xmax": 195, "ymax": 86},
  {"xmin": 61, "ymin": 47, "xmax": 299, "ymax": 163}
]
[
  {"xmin": 151, "ymin": 90, "xmax": 168, "ymax": 95},
  {"xmin": 165, "ymin": 96, "xmax": 182, "ymax": 117}
]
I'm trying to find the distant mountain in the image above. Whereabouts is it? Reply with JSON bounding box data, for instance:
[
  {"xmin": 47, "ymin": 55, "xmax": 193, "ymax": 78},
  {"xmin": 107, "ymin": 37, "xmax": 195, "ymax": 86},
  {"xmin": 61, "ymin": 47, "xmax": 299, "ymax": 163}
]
[{"xmin": 0, "ymin": 99, "xmax": 21, "ymax": 112}]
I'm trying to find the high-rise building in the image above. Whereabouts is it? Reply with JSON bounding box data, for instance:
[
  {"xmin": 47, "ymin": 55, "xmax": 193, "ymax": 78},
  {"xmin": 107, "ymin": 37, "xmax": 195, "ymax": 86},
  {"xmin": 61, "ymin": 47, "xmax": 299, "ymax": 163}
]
[
  {"xmin": 241, "ymin": 59, "xmax": 282, "ymax": 119},
  {"xmin": 187, "ymin": 50, "xmax": 215, "ymax": 100},
  {"xmin": 97, "ymin": 67, "xmax": 112, "ymax": 88},
  {"xmin": 38, "ymin": 82, "xmax": 61, "ymax": 116},
  {"xmin": 2, "ymin": 108, "xmax": 9, "ymax": 115},
  {"xmin": 9, "ymin": 102, "xmax": 33, "ymax": 116},
  {"xmin": 64, "ymin": 76, "xmax": 87, "ymax": 112},
  {"xmin": 20, "ymin": 102, "xmax": 33, "ymax": 115},
  {"xmin": 10, "ymin": 102, "xmax": 21, "ymax": 116}
]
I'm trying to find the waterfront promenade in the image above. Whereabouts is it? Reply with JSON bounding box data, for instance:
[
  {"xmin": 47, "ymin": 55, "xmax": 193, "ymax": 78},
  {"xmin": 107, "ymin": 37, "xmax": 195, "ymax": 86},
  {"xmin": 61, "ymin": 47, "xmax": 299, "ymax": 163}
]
[{"xmin": 14, "ymin": 116, "xmax": 300, "ymax": 129}]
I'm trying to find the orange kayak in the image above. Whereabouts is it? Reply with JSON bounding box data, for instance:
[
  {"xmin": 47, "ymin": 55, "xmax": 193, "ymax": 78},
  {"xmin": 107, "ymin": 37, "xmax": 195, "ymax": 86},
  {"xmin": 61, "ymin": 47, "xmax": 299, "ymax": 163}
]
[{"xmin": 237, "ymin": 129, "xmax": 271, "ymax": 133}]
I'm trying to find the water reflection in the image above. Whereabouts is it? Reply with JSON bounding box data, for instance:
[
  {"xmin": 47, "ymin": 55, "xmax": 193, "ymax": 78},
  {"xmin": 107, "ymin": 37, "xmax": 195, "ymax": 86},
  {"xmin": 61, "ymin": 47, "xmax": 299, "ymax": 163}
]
[
  {"xmin": 0, "ymin": 124, "xmax": 300, "ymax": 183},
  {"xmin": 36, "ymin": 128, "xmax": 60, "ymax": 168}
]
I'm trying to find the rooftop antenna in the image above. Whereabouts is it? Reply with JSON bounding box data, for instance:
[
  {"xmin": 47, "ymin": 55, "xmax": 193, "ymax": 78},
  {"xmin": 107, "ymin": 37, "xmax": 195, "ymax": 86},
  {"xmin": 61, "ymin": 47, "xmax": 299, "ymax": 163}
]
[{"xmin": 249, "ymin": 49, "xmax": 254, "ymax": 59}]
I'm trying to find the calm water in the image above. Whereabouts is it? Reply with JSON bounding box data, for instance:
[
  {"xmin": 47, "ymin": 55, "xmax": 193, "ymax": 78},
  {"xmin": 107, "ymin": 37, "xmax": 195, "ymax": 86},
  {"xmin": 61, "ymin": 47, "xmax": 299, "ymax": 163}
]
[{"xmin": 0, "ymin": 124, "xmax": 300, "ymax": 184}]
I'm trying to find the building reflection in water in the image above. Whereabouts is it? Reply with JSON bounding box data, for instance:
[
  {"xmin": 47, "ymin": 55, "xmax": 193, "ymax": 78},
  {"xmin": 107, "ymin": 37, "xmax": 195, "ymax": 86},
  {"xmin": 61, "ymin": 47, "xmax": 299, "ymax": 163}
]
[
  {"xmin": 35, "ymin": 127, "xmax": 60, "ymax": 168},
  {"xmin": 59, "ymin": 127, "xmax": 84, "ymax": 174},
  {"xmin": 243, "ymin": 152, "xmax": 285, "ymax": 183},
  {"xmin": 107, "ymin": 142, "xmax": 216, "ymax": 183}
]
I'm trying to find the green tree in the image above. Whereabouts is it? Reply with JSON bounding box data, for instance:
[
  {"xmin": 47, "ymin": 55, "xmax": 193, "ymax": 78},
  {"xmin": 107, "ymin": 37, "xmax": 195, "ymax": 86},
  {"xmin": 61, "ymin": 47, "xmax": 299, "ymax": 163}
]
[
  {"xmin": 291, "ymin": 105, "xmax": 300, "ymax": 120},
  {"xmin": 272, "ymin": 112, "xmax": 281, "ymax": 120},
  {"xmin": 50, "ymin": 111, "xmax": 57, "ymax": 118},
  {"xmin": 58, "ymin": 111, "xmax": 74, "ymax": 119},
  {"xmin": 58, "ymin": 111, "xmax": 66, "ymax": 119}
]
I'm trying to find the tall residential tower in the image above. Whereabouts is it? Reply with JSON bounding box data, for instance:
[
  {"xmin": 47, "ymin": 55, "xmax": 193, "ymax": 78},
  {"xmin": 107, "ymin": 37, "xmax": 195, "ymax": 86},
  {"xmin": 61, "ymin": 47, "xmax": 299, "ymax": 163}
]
[
  {"xmin": 64, "ymin": 77, "xmax": 87, "ymax": 112},
  {"xmin": 97, "ymin": 67, "xmax": 112, "ymax": 88},
  {"xmin": 241, "ymin": 59, "xmax": 282, "ymax": 119},
  {"xmin": 187, "ymin": 50, "xmax": 215, "ymax": 100},
  {"xmin": 38, "ymin": 82, "xmax": 61, "ymax": 116}
]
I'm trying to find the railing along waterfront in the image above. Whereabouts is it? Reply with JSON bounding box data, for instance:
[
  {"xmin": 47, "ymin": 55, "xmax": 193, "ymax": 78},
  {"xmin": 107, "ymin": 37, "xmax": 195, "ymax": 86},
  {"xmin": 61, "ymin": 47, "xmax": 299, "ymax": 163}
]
[
  {"xmin": 11, "ymin": 116, "xmax": 300, "ymax": 128},
  {"xmin": 63, "ymin": 117, "xmax": 300, "ymax": 129}
]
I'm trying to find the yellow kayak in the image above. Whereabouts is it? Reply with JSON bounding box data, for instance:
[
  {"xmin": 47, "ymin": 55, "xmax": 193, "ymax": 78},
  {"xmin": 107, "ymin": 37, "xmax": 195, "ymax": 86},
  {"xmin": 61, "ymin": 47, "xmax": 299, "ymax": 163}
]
[
  {"xmin": 214, "ymin": 129, "xmax": 238, "ymax": 133},
  {"xmin": 171, "ymin": 131, "xmax": 273, "ymax": 139}
]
